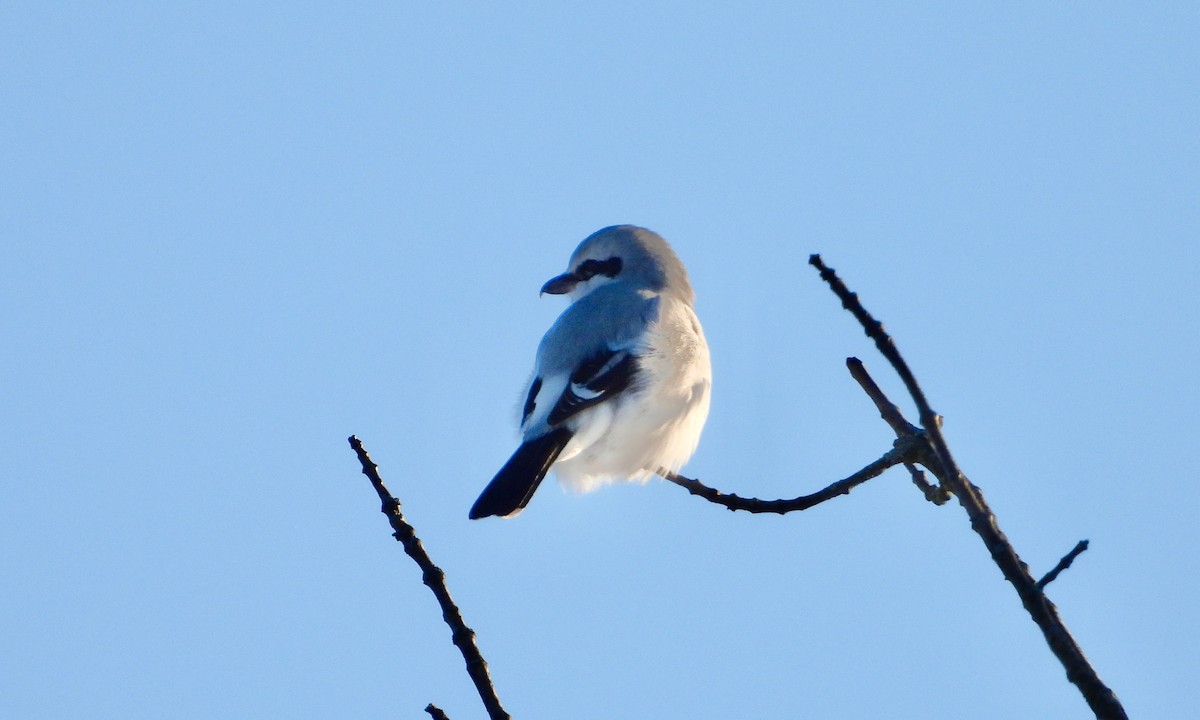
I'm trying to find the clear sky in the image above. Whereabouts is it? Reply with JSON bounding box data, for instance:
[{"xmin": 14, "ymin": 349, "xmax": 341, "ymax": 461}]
[{"xmin": 3, "ymin": 3, "xmax": 1197, "ymax": 719}]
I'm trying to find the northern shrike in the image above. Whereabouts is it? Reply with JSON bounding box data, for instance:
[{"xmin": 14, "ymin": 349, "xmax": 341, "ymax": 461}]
[{"xmin": 469, "ymin": 225, "xmax": 711, "ymax": 519}]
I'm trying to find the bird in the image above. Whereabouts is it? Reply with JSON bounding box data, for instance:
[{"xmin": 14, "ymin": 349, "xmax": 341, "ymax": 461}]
[{"xmin": 469, "ymin": 225, "xmax": 712, "ymax": 519}]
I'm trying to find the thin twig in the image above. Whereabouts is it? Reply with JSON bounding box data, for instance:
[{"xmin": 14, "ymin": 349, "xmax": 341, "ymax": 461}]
[
  {"xmin": 808, "ymin": 255, "xmax": 1127, "ymax": 720},
  {"xmin": 846, "ymin": 357, "xmax": 921, "ymax": 439},
  {"xmin": 662, "ymin": 434, "xmax": 920, "ymax": 513},
  {"xmin": 348, "ymin": 436, "xmax": 510, "ymax": 720},
  {"xmin": 1038, "ymin": 540, "xmax": 1090, "ymax": 590},
  {"xmin": 425, "ymin": 704, "xmax": 451, "ymax": 720},
  {"xmin": 905, "ymin": 462, "xmax": 951, "ymax": 506}
]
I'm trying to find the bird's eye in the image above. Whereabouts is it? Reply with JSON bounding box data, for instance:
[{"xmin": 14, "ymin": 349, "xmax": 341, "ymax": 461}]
[{"xmin": 576, "ymin": 257, "xmax": 623, "ymax": 280}]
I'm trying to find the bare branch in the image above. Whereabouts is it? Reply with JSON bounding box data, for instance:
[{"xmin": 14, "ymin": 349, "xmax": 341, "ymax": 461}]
[
  {"xmin": 905, "ymin": 462, "xmax": 951, "ymax": 506},
  {"xmin": 427, "ymin": 700, "xmax": 453, "ymax": 720},
  {"xmin": 661, "ymin": 357, "xmax": 941, "ymax": 512},
  {"xmin": 348, "ymin": 436, "xmax": 510, "ymax": 720},
  {"xmin": 846, "ymin": 356, "xmax": 921, "ymax": 438},
  {"xmin": 1038, "ymin": 540, "xmax": 1091, "ymax": 590},
  {"xmin": 425, "ymin": 704, "xmax": 451, "ymax": 720},
  {"xmin": 661, "ymin": 433, "xmax": 920, "ymax": 513},
  {"xmin": 808, "ymin": 255, "xmax": 1127, "ymax": 720}
]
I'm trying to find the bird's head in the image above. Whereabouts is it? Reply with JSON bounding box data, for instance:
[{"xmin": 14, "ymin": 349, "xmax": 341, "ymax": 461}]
[{"xmin": 540, "ymin": 225, "xmax": 695, "ymax": 303}]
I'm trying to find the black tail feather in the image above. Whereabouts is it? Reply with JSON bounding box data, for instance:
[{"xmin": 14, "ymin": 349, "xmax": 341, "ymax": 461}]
[{"xmin": 469, "ymin": 428, "xmax": 574, "ymax": 519}]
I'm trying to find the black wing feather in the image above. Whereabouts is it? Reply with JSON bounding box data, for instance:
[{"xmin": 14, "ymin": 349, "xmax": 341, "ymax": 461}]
[
  {"xmin": 547, "ymin": 349, "xmax": 638, "ymax": 426},
  {"xmin": 521, "ymin": 376, "xmax": 543, "ymax": 426}
]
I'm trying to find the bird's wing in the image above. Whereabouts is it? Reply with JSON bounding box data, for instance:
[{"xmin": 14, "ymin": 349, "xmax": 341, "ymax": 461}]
[
  {"xmin": 521, "ymin": 290, "xmax": 657, "ymax": 430},
  {"xmin": 546, "ymin": 348, "xmax": 639, "ymax": 426}
]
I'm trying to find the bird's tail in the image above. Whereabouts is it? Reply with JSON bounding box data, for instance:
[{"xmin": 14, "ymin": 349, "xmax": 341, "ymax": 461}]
[{"xmin": 469, "ymin": 428, "xmax": 574, "ymax": 519}]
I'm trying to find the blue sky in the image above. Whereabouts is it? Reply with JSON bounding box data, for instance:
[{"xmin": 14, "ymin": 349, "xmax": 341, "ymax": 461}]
[{"xmin": 3, "ymin": 3, "xmax": 1197, "ymax": 718}]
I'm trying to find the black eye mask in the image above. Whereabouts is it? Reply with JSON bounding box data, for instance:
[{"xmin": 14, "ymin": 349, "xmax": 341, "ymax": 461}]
[{"xmin": 575, "ymin": 257, "xmax": 623, "ymax": 281}]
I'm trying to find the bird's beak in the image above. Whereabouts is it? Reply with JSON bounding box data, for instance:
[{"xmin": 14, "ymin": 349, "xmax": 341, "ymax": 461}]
[{"xmin": 540, "ymin": 271, "xmax": 578, "ymax": 295}]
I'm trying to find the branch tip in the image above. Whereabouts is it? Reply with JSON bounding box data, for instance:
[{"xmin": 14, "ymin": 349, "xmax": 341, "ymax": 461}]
[{"xmin": 1037, "ymin": 540, "xmax": 1091, "ymax": 590}]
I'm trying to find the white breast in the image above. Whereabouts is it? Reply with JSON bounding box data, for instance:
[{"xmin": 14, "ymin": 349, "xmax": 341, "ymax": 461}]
[{"xmin": 553, "ymin": 297, "xmax": 711, "ymax": 492}]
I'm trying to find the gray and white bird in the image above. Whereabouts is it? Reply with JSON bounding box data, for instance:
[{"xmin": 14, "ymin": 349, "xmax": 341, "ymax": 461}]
[{"xmin": 470, "ymin": 225, "xmax": 712, "ymax": 519}]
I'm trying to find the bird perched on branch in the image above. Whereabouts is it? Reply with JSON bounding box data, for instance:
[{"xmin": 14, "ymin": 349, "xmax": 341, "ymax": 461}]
[{"xmin": 469, "ymin": 225, "xmax": 712, "ymax": 519}]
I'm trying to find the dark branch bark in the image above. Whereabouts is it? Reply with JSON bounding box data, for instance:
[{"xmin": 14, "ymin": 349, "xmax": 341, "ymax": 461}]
[
  {"xmin": 845, "ymin": 356, "xmax": 921, "ymax": 438},
  {"xmin": 348, "ymin": 436, "xmax": 510, "ymax": 720},
  {"xmin": 1038, "ymin": 540, "xmax": 1090, "ymax": 590},
  {"xmin": 425, "ymin": 704, "xmax": 451, "ymax": 720},
  {"xmin": 807, "ymin": 255, "xmax": 1127, "ymax": 720},
  {"xmin": 661, "ymin": 432, "xmax": 920, "ymax": 513},
  {"xmin": 904, "ymin": 461, "xmax": 950, "ymax": 506}
]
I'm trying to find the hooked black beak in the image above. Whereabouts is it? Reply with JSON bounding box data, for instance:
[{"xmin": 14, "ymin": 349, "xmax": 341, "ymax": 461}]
[{"xmin": 540, "ymin": 271, "xmax": 578, "ymax": 295}]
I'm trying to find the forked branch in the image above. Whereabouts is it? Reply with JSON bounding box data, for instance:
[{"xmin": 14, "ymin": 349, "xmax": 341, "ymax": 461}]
[{"xmin": 807, "ymin": 255, "xmax": 1126, "ymax": 720}]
